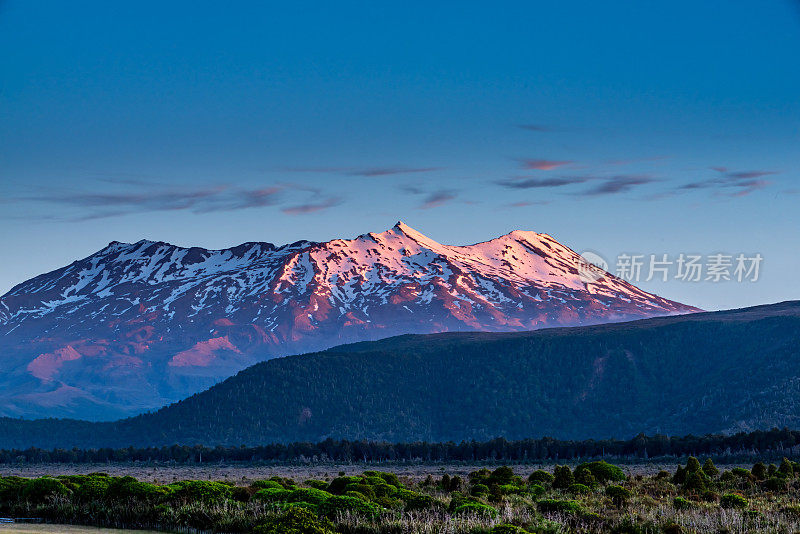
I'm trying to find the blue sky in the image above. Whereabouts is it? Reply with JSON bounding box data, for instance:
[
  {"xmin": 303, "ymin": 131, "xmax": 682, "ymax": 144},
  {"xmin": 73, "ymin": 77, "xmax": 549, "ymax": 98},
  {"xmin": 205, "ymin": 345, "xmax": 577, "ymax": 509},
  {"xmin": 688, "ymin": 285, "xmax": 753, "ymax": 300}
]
[{"xmin": 1, "ymin": 1, "xmax": 798, "ymax": 310}]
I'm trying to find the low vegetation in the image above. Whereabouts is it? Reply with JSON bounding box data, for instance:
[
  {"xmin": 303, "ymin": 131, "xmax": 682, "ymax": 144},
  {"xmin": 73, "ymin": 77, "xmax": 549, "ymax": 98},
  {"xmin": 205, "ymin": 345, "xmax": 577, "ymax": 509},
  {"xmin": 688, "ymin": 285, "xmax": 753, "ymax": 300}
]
[{"xmin": 3, "ymin": 458, "xmax": 800, "ymax": 533}]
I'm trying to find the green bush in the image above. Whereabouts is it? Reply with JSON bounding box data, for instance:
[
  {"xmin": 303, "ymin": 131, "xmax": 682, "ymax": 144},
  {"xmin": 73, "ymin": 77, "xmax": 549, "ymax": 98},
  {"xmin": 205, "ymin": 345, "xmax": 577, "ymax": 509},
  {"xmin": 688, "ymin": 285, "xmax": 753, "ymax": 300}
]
[
  {"xmin": 568, "ymin": 483, "xmax": 590, "ymax": 495},
  {"xmin": 21, "ymin": 477, "xmax": 71, "ymax": 503},
  {"xmin": 685, "ymin": 457, "xmax": 702, "ymax": 473},
  {"xmin": 106, "ymin": 477, "xmax": 164, "ymax": 501},
  {"xmin": 253, "ymin": 507, "xmax": 335, "ymax": 534},
  {"xmin": 305, "ymin": 479, "xmax": 329, "ymax": 490},
  {"xmin": 751, "ymin": 462, "xmax": 767, "ymax": 481},
  {"xmin": 605, "ymin": 485, "xmax": 631, "ymax": 507},
  {"xmin": 528, "ymin": 470, "xmax": 555, "ymax": 485},
  {"xmin": 489, "ymin": 466, "xmax": 516, "ymax": 485},
  {"xmin": 253, "ymin": 480, "xmax": 286, "ymax": 490},
  {"xmin": 538, "ymin": 499, "xmax": 583, "ymax": 514},
  {"xmin": 254, "ymin": 487, "xmax": 293, "ymax": 502},
  {"xmin": 576, "ymin": 461, "xmax": 626, "ymax": 483},
  {"xmin": 552, "ymin": 465, "xmax": 574, "ymax": 489},
  {"xmin": 528, "ymin": 483, "xmax": 545, "ymax": 498},
  {"xmin": 402, "ymin": 492, "xmax": 434, "ymax": 511},
  {"xmin": 763, "ymin": 477, "xmax": 787, "ymax": 491},
  {"xmin": 363, "ymin": 471, "xmax": 401, "ymax": 487},
  {"xmin": 673, "ymin": 496, "xmax": 693, "ymax": 510},
  {"xmin": 327, "ymin": 476, "xmax": 363, "ymax": 495},
  {"xmin": 74, "ymin": 477, "xmax": 111, "ymax": 502},
  {"xmin": 319, "ymin": 495, "xmax": 380, "ymax": 519},
  {"xmin": 287, "ymin": 487, "xmax": 332, "ymax": 505},
  {"xmin": 471, "ymin": 483, "xmax": 490, "ymax": 496},
  {"xmin": 702, "ymin": 459, "xmax": 719, "ymax": 478},
  {"xmin": 778, "ymin": 458, "xmax": 794, "ymax": 478},
  {"xmin": 0, "ymin": 476, "xmax": 27, "ymax": 501},
  {"xmin": 683, "ymin": 472, "xmax": 706, "ymax": 492},
  {"xmin": 453, "ymin": 502, "xmax": 499, "ymax": 518},
  {"xmin": 167, "ymin": 480, "xmax": 232, "ymax": 503},
  {"xmin": 491, "ymin": 525, "xmax": 528, "ymax": 534},
  {"xmin": 343, "ymin": 482, "xmax": 375, "ymax": 499},
  {"xmin": 720, "ymin": 493, "xmax": 748, "ymax": 509}
]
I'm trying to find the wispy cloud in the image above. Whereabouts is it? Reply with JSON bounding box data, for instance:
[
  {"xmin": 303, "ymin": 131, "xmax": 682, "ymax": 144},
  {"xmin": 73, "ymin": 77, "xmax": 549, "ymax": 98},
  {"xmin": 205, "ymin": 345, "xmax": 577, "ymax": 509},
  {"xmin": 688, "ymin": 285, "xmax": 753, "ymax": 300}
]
[
  {"xmin": 678, "ymin": 167, "xmax": 777, "ymax": 197},
  {"xmin": 19, "ymin": 184, "xmax": 288, "ymax": 221},
  {"xmin": 576, "ymin": 175, "xmax": 656, "ymax": 196},
  {"xmin": 518, "ymin": 159, "xmax": 573, "ymax": 171},
  {"xmin": 282, "ymin": 197, "xmax": 341, "ymax": 215},
  {"xmin": 419, "ymin": 190, "xmax": 456, "ymax": 209},
  {"xmin": 283, "ymin": 166, "xmax": 440, "ymax": 177},
  {"xmin": 496, "ymin": 176, "xmax": 589, "ymax": 189},
  {"xmin": 505, "ymin": 200, "xmax": 549, "ymax": 208},
  {"xmin": 348, "ymin": 167, "xmax": 440, "ymax": 177}
]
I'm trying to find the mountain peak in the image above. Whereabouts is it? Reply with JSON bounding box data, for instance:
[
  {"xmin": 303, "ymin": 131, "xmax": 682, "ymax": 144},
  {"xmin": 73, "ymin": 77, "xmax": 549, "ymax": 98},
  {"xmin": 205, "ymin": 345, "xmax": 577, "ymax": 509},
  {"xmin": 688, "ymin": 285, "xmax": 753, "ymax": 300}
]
[{"xmin": 0, "ymin": 222, "xmax": 698, "ymax": 420}]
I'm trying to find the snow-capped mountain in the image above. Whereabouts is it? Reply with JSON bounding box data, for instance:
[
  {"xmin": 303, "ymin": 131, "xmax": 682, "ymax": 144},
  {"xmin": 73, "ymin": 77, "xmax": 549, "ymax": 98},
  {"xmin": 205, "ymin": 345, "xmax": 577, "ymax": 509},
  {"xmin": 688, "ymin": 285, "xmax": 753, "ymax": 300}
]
[{"xmin": 0, "ymin": 222, "xmax": 698, "ymax": 420}]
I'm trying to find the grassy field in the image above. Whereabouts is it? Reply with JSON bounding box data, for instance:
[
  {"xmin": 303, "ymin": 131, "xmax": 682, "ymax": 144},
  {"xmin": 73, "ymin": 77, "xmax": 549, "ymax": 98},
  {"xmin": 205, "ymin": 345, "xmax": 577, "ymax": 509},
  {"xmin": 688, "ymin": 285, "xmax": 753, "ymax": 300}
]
[
  {"xmin": 2, "ymin": 459, "xmax": 800, "ymax": 533},
  {"xmin": 0, "ymin": 525, "xmax": 161, "ymax": 533},
  {"xmin": 0, "ymin": 462, "xmax": 753, "ymax": 485}
]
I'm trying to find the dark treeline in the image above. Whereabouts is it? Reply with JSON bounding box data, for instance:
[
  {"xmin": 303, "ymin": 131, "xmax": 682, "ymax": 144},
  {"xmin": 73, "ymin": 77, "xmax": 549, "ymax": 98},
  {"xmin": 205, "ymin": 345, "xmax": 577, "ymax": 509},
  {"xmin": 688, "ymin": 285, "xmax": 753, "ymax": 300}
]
[{"xmin": 2, "ymin": 428, "xmax": 799, "ymax": 465}]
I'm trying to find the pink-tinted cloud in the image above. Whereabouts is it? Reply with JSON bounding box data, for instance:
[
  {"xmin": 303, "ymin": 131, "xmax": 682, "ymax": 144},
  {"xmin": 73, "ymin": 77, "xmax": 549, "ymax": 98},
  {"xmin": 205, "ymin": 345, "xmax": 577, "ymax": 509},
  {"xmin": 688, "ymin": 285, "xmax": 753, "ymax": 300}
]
[{"xmin": 519, "ymin": 159, "xmax": 573, "ymax": 170}]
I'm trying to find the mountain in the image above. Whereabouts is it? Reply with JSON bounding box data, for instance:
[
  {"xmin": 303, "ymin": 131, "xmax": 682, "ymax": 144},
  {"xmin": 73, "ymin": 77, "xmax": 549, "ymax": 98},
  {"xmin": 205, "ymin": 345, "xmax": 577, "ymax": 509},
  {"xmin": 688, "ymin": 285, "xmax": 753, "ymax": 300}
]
[
  {"xmin": 0, "ymin": 301, "xmax": 797, "ymax": 449},
  {"xmin": 0, "ymin": 222, "xmax": 696, "ymax": 420}
]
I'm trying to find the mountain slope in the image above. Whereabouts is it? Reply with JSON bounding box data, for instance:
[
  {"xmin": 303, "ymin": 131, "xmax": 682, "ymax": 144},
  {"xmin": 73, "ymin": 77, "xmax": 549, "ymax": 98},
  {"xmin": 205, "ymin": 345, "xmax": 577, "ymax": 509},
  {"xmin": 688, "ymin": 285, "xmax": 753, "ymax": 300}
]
[
  {"xmin": 0, "ymin": 301, "xmax": 797, "ymax": 449},
  {"xmin": 0, "ymin": 222, "xmax": 696, "ymax": 420}
]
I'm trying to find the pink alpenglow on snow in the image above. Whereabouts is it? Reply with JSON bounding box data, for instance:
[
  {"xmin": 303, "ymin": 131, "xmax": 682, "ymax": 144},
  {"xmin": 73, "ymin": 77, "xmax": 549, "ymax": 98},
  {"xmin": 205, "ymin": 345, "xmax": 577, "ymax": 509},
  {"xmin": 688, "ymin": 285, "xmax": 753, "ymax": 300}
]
[{"xmin": 0, "ymin": 222, "xmax": 698, "ymax": 420}]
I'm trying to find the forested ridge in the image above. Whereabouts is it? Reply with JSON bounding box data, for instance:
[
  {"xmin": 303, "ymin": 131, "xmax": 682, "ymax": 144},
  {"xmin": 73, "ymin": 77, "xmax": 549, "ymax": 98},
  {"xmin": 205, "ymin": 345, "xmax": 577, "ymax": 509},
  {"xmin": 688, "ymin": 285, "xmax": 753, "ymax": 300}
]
[{"xmin": 1, "ymin": 301, "xmax": 798, "ymax": 449}]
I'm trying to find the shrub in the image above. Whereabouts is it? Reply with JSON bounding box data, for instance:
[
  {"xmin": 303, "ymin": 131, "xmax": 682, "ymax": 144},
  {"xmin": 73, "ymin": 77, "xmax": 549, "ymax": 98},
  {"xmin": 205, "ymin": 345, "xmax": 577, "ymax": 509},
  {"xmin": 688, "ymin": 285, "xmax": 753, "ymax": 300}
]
[
  {"xmin": 363, "ymin": 471, "xmax": 400, "ymax": 487},
  {"xmin": 751, "ymin": 462, "xmax": 767, "ymax": 481},
  {"xmin": 343, "ymin": 483, "xmax": 375, "ymax": 499},
  {"xmin": 552, "ymin": 465, "xmax": 574, "ymax": 489},
  {"xmin": 528, "ymin": 470, "xmax": 555, "ymax": 485},
  {"xmin": 673, "ymin": 496, "xmax": 693, "ymax": 510},
  {"xmin": 683, "ymin": 472, "xmax": 706, "ymax": 492},
  {"xmin": 491, "ymin": 525, "xmax": 528, "ymax": 534},
  {"xmin": 327, "ymin": 476, "xmax": 363, "ymax": 495},
  {"xmin": 254, "ymin": 487, "xmax": 293, "ymax": 502},
  {"xmin": 778, "ymin": 458, "xmax": 794, "ymax": 478},
  {"xmin": 403, "ymin": 492, "xmax": 434, "ymax": 511},
  {"xmin": 0, "ymin": 477, "xmax": 28, "ymax": 501},
  {"xmin": 471, "ymin": 483, "xmax": 490, "ymax": 496},
  {"xmin": 498, "ymin": 484, "xmax": 525, "ymax": 495},
  {"xmin": 528, "ymin": 484, "xmax": 545, "ymax": 498},
  {"xmin": 253, "ymin": 507, "xmax": 335, "ymax": 534},
  {"xmin": 287, "ymin": 488, "xmax": 332, "ymax": 505},
  {"xmin": 305, "ymin": 479, "xmax": 329, "ymax": 490},
  {"xmin": 662, "ymin": 522, "xmax": 683, "ymax": 534},
  {"xmin": 573, "ymin": 467, "xmax": 597, "ymax": 488},
  {"xmin": 489, "ymin": 466, "xmax": 515, "ymax": 485},
  {"xmin": 605, "ymin": 485, "xmax": 631, "ymax": 507},
  {"xmin": 74, "ymin": 477, "xmax": 111, "ymax": 502},
  {"xmin": 319, "ymin": 495, "xmax": 380, "ymax": 519},
  {"xmin": 568, "ymin": 483, "xmax": 591, "ymax": 495},
  {"xmin": 105, "ymin": 477, "xmax": 164, "ymax": 501},
  {"xmin": 702, "ymin": 459, "xmax": 719, "ymax": 478},
  {"xmin": 576, "ymin": 461, "xmax": 626, "ymax": 483},
  {"xmin": 763, "ymin": 477, "xmax": 788, "ymax": 491},
  {"xmin": 453, "ymin": 502, "xmax": 499, "ymax": 518},
  {"xmin": 685, "ymin": 457, "xmax": 702, "ymax": 473},
  {"xmin": 719, "ymin": 493, "xmax": 748, "ymax": 509},
  {"xmin": 21, "ymin": 477, "xmax": 71, "ymax": 503},
  {"xmin": 538, "ymin": 499, "xmax": 583, "ymax": 514},
  {"xmin": 731, "ymin": 468, "xmax": 751, "ymax": 478},
  {"xmin": 167, "ymin": 480, "xmax": 232, "ymax": 503},
  {"xmin": 253, "ymin": 480, "xmax": 285, "ymax": 490}
]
